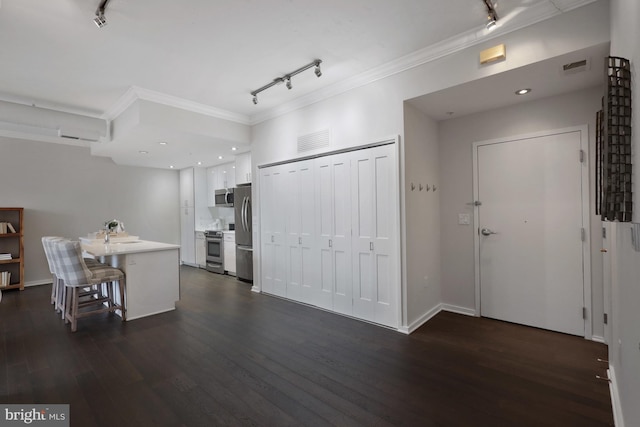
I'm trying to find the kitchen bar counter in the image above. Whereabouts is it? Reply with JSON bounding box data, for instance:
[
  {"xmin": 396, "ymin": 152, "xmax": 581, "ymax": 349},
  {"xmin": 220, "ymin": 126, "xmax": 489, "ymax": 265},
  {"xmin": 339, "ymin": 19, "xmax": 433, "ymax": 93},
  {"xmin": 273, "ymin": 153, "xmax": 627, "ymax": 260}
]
[{"xmin": 82, "ymin": 240, "xmax": 180, "ymax": 320}]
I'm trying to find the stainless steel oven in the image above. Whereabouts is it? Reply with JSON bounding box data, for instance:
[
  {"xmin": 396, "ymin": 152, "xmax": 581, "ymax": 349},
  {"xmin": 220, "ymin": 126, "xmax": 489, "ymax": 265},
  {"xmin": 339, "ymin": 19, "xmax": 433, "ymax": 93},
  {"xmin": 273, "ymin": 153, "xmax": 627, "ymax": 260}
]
[{"xmin": 204, "ymin": 230, "xmax": 224, "ymax": 274}]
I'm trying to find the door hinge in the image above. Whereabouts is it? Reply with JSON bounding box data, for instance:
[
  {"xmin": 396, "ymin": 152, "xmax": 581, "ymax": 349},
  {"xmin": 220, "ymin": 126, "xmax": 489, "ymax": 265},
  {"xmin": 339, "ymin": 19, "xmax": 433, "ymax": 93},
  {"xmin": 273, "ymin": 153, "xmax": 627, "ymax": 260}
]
[
  {"xmin": 579, "ymin": 149, "xmax": 585, "ymax": 163},
  {"xmin": 604, "ymin": 313, "xmax": 608, "ymax": 325},
  {"xmin": 581, "ymin": 228, "xmax": 586, "ymax": 242},
  {"xmin": 582, "ymin": 307, "xmax": 587, "ymax": 319},
  {"xmin": 602, "ymin": 227, "xmax": 607, "ymax": 239}
]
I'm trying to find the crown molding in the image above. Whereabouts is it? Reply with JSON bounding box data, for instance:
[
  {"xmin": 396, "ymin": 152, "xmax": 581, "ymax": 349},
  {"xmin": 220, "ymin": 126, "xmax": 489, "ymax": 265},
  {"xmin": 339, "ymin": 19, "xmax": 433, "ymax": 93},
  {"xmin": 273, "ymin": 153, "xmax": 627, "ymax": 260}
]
[
  {"xmin": 248, "ymin": 0, "xmax": 599, "ymax": 125},
  {"xmin": 103, "ymin": 86, "xmax": 252, "ymax": 125}
]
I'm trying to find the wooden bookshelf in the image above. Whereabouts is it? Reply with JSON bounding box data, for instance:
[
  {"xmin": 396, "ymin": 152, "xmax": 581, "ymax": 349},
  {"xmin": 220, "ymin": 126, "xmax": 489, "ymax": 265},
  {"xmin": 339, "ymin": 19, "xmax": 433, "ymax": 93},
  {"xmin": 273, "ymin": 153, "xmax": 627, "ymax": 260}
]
[{"xmin": 0, "ymin": 208, "xmax": 24, "ymax": 291}]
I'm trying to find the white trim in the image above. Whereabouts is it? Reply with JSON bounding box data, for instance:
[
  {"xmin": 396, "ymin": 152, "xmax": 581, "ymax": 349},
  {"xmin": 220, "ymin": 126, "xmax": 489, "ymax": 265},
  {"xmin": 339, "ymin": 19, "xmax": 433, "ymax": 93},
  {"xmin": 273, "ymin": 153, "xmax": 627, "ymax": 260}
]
[
  {"xmin": 472, "ymin": 125, "xmax": 592, "ymax": 338},
  {"xmin": 401, "ymin": 304, "xmax": 442, "ymax": 334},
  {"xmin": 24, "ymin": 279, "xmax": 53, "ymax": 288},
  {"xmin": 247, "ymin": 0, "xmax": 597, "ymax": 125},
  {"xmin": 441, "ymin": 304, "xmax": 476, "ymax": 317},
  {"xmin": 608, "ymin": 366, "xmax": 625, "ymax": 427},
  {"xmin": 97, "ymin": 2, "xmax": 598, "ymax": 128},
  {"xmin": 251, "ymin": 286, "xmax": 261, "ymax": 293},
  {"xmin": 103, "ymin": 86, "xmax": 252, "ymax": 125},
  {"xmin": 591, "ymin": 335, "xmax": 605, "ymax": 343}
]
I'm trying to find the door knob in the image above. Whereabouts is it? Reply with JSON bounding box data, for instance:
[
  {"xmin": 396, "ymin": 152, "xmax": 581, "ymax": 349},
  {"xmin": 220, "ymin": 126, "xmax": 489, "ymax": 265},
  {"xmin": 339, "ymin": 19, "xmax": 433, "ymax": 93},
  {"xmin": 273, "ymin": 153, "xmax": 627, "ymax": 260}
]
[{"xmin": 481, "ymin": 228, "xmax": 497, "ymax": 236}]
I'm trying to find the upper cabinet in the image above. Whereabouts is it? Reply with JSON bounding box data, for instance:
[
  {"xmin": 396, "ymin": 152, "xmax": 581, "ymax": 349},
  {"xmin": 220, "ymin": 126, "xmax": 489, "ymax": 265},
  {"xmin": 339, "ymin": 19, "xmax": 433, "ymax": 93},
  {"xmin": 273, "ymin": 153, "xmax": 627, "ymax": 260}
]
[
  {"xmin": 235, "ymin": 152, "xmax": 252, "ymax": 185},
  {"xmin": 207, "ymin": 162, "xmax": 235, "ymax": 206},
  {"xmin": 179, "ymin": 168, "xmax": 195, "ymax": 208}
]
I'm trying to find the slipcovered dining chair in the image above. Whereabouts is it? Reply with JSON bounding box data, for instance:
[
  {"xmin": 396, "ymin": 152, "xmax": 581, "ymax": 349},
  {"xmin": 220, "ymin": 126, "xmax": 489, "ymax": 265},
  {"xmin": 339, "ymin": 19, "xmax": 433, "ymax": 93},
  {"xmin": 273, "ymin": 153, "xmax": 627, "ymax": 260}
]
[
  {"xmin": 52, "ymin": 239, "xmax": 126, "ymax": 332},
  {"xmin": 41, "ymin": 236, "xmax": 103, "ymax": 318}
]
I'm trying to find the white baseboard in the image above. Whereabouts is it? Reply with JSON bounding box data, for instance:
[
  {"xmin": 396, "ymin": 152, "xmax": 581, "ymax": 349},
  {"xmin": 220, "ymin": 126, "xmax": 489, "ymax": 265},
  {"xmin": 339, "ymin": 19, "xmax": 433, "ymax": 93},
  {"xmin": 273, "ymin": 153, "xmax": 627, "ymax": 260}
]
[
  {"xmin": 608, "ymin": 366, "xmax": 625, "ymax": 427},
  {"xmin": 25, "ymin": 279, "xmax": 52, "ymax": 288},
  {"xmin": 402, "ymin": 304, "xmax": 442, "ymax": 334},
  {"xmin": 251, "ymin": 286, "xmax": 261, "ymax": 293},
  {"xmin": 592, "ymin": 335, "xmax": 605, "ymax": 343},
  {"xmin": 441, "ymin": 304, "xmax": 476, "ymax": 316}
]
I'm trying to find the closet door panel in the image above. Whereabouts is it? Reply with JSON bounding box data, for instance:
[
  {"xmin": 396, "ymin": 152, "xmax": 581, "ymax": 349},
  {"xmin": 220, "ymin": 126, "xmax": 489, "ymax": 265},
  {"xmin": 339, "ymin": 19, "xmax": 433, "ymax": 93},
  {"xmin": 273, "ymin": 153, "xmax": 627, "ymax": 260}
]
[
  {"xmin": 332, "ymin": 155, "xmax": 353, "ymax": 316},
  {"xmin": 298, "ymin": 162, "xmax": 317, "ymax": 305},
  {"xmin": 316, "ymin": 160, "xmax": 334, "ymax": 310},
  {"xmin": 284, "ymin": 165, "xmax": 303, "ymax": 302}
]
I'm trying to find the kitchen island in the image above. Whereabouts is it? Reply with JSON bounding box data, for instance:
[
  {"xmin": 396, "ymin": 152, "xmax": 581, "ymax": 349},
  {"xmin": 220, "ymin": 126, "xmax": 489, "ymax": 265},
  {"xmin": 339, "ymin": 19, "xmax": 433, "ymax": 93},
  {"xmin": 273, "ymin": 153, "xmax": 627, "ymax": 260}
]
[{"xmin": 81, "ymin": 240, "xmax": 180, "ymax": 320}]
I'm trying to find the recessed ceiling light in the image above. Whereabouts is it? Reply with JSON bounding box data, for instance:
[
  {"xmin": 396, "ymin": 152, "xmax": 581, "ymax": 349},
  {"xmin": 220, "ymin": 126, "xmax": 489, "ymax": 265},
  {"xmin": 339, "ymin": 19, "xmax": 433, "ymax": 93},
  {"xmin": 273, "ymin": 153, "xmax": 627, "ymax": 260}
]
[
  {"xmin": 231, "ymin": 147, "xmax": 237, "ymax": 151},
  {"xmin": 169, "ymin": 165, "xmax": 174, "ymax": 169},
  {"xmin": 159, "ymin": 141, "xmax": 168, "ymax": 146},
  {"xmin": 138, "ymin": 150, "xmax": 149, "ymax": 154},
  {"xmin": 197, "ymin": 161, "xmax": 202, "ymax": 166},
  {"xmin": 515, "ymin": 88, "xmax": 532, "ymax": 95},
  {"xmin": 218, "ymin": 156, "xmax": 223, "ymax": 160}
]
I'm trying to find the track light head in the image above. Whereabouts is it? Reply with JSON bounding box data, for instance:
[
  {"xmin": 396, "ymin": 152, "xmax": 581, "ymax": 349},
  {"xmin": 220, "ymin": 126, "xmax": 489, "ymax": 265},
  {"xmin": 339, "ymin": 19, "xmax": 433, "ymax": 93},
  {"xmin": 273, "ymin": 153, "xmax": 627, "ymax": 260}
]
[
  {"xmin": 482, "ymin": 0, "xmax": 498, "ymax": 31},
  {"xmin": 94, "ymin": 0, "xmax": 109, "ymax": 28},
  {"xmin": 252, "ymin": 95, "xmax": 258, "ymax": 105},
  {"xmin": 285, "ymin": 77, "xmax": 292, "ymax": 90},
  {"xmin": 94, "ymin": 12, "xmax": 107, "ymax": 28},
  {"xmin": 315, "ymin": 65, "xmax": 322, "ymax": 77}
]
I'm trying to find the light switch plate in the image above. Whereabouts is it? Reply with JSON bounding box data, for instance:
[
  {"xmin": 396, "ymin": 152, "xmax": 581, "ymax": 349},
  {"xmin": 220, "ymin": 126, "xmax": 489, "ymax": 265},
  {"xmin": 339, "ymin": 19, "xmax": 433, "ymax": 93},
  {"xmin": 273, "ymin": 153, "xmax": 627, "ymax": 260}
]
[{"xmin": 458, "ymin": 213, "xmax": 471, "ymax": 225}]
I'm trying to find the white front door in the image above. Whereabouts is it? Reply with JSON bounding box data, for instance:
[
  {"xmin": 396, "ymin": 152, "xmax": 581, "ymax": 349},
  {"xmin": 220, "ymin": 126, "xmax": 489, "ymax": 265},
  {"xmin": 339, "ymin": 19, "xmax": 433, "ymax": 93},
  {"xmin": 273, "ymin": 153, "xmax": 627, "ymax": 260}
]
[{"xmin": 475, "ymin": 128, "xmax": 588, "ymax": 336}]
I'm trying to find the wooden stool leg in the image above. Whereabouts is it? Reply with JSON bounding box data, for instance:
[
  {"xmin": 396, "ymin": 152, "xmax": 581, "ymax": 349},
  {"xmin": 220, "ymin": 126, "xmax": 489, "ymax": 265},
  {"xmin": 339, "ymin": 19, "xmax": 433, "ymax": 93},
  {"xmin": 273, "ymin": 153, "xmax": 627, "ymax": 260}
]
[{"xmin": 119, "ymin": 279, "xmax": 126, "ymax": 321}]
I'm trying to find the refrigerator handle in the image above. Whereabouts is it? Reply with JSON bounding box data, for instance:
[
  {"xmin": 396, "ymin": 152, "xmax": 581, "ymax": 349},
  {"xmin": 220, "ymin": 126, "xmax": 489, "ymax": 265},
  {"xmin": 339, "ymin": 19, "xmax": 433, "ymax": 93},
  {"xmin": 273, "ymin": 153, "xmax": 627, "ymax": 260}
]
[
  {"xmin": 243, "ymin": 197, "xmax": 248, "ymax": 232},
  {"xmin": 246, "ymin": 197, "xmax": 251, "ymax": 233}
]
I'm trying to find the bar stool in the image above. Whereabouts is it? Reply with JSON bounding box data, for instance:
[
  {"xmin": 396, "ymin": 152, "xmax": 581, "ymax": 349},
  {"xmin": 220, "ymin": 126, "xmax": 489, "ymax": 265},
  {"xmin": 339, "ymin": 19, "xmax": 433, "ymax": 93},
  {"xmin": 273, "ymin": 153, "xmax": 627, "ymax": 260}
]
[
  {"xmin": 52, "ymin": 239, "xmax": 126, "ymax": 332},
  {"xmin": 42, "ymin": 236, "xmax": 105, "ymax": 318}
]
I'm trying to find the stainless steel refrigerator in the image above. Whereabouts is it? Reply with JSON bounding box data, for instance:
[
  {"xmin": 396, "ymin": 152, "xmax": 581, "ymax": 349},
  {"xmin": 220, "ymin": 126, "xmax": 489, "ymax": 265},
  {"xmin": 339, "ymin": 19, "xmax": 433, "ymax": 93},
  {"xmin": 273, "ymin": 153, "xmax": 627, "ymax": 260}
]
[{"xmin": 234, "ymin": 184, "xmax": 253, "ymax": 282}]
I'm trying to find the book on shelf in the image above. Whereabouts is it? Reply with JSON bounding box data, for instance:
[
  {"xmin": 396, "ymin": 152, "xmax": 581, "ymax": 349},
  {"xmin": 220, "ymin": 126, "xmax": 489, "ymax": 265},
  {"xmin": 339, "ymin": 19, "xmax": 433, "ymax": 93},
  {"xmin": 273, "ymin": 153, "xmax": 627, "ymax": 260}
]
[
  {"xmin": 0, "ymin": 253, "xmax": 12, "ymax": 260},
  {"xmin": 0, "ymin": 222, "xmax": 17, "ymax": 233},
  {"xmin": 0, "ymin": 271, "xmax": 10, "ymax": 287}
]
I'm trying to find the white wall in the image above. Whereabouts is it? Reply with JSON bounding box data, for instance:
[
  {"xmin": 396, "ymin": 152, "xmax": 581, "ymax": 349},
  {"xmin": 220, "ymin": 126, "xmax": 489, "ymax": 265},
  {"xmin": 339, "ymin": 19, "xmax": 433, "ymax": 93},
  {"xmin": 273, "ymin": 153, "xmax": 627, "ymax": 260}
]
[
  {"xmin": 609, "ymin": 0, "xmax": 640, "ymax": 425},
  {"xmin": 438, "ymin": 87, "xmax": 605, "ymax": 336},
  {"xmin": 403, "ymin": 103, "xmax": 441, "ymax": 328},
  {"xmin": 251, "ymin": 2, "xmax": 610, "ymax": 328},
  {"xmin": 0, "ymin": 137, "xmax": 180, "ymax": 285}
]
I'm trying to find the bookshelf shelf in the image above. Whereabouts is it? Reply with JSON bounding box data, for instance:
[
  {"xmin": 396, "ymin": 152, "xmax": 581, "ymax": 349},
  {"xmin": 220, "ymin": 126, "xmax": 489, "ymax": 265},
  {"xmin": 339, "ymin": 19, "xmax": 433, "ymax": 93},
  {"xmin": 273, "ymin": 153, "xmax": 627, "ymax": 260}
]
[{"xmin": 0, "ymin": 208, "xmax": 24, "ymax": 291}]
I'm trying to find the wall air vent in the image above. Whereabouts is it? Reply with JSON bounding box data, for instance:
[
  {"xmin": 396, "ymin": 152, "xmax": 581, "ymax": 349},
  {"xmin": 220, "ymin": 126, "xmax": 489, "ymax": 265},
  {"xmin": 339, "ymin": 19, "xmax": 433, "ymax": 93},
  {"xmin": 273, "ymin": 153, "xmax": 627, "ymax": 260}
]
[
  {"xmin": 297, "ymin": 129, "xmax": 330, "ymax": 153},
  {"xmin": 561, "ymin": 59, "xmax": 589, "ymax": 75}
]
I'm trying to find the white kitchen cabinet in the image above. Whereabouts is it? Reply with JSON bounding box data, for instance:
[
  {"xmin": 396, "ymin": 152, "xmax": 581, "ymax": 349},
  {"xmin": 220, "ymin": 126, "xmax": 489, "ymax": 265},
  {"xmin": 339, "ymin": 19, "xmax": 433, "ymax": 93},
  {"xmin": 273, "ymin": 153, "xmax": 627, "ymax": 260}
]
[
  {"xmin": 260, "ymin": 165, "xmax": 286, "ymax": 297},
  {"xmin": 258, "ymin": 143, "xmax": 399, "ymax": 328},
  {"xmin": 195, "ymin": 231, "xmax": 206, "ymax": 268},
  {"xmin": 179, "ymin": 168, "xmax": 196, "ymax": 266},
  {"xmin": 235, "ymin": 152, "xmax": 252, "ymax": 184},
  {"xmin": 220, "ymin": 162, "xmax": 235, "ymax": 189},
  {"xmin": 180, "ymin": 167, "xmax": 195, "ymax": 209},
  {"xmin": 181, "ymin": 167, "xmax": 208, "ymax": 267},
  {"xmin": 207, "ymin": 163, "xmax": 236, "ymax": 207},
  {"xmin": 223, "ymin": 232, "xmax": 236, "ymax": 275}
]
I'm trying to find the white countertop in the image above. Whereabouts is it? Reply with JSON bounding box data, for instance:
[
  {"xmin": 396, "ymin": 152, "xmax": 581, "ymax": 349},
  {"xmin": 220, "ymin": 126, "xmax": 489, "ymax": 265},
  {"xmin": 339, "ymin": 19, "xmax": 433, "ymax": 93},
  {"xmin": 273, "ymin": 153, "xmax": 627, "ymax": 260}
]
[{"xmin": 82, "ymin": 240, "xmax": 180, "ymax": 257}]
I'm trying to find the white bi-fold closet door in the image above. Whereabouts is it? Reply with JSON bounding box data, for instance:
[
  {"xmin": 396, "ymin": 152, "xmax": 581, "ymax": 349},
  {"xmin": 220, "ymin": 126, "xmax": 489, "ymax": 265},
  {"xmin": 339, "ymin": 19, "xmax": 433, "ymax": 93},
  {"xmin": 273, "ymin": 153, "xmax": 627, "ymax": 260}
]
[{"xmin": 259, "ymin": 142, "xmax": 399, "ymax": 328}]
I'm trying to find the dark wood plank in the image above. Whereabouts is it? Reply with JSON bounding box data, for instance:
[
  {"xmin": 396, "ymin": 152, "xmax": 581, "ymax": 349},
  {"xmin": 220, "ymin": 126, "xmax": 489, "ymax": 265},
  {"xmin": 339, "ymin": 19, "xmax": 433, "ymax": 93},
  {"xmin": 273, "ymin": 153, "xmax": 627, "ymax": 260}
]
[{"xmin": 0, "ymin": 266, "xmax": 614, "ymax": 426}]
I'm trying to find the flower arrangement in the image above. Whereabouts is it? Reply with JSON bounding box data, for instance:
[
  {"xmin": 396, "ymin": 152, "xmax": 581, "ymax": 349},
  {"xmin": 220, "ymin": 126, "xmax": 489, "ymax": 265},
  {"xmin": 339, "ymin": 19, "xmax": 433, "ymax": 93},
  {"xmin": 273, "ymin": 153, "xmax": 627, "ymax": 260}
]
[{"xmin": 104, "ymin": 219, "xmax": 125, "ymax": 233}]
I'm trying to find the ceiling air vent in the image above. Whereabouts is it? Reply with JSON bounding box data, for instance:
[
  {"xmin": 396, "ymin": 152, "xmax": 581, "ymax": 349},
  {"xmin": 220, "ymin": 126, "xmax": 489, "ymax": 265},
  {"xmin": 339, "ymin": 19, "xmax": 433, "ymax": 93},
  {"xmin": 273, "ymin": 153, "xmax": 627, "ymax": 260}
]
[
  {"xmin": 562, "ymin": 59, "xmax": 590, "ymax": 75},
  {"xmin": 298, "ymin": 129, "xmax": 330, "ymax": 153}
]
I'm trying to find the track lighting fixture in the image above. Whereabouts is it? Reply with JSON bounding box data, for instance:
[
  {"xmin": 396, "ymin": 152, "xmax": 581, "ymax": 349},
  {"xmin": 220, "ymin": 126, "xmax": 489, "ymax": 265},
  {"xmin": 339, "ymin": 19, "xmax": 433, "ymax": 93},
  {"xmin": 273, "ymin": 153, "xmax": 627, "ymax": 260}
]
[
  {"xmin": 250, "ymin": 59, "xmax": 322, "ymax": 104},
  {"xmin": 482, "ymin": 0, "xmax": 498, "ymax": 31},
  {"xmin": 94, "ymin": 0, "xmax": 110, "ymax": 28}
]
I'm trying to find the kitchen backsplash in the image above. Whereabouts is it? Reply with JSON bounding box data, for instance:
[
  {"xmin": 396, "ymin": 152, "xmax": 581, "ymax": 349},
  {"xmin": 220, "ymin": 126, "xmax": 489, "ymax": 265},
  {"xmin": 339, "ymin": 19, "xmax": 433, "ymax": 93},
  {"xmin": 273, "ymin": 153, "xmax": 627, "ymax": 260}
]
[{"xmin": 196, "ymin": 206, "xmax": 234, "ymax": 230}]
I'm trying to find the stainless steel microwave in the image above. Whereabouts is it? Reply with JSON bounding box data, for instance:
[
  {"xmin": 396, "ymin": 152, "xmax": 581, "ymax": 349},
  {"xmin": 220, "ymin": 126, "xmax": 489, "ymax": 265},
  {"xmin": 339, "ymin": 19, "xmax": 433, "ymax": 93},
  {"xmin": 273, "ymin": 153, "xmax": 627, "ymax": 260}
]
[{"xmin": 214, "ymin": 188, "xmax": 234, "ymax": 207}]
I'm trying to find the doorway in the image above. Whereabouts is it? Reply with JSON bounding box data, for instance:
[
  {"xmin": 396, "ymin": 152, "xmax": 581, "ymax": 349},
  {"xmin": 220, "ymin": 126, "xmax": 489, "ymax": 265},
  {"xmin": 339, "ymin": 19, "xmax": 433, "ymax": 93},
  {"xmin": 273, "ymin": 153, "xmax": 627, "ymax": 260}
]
[{"xmin": 473, "ymin": 126, "xmax": 591, "ymax": 337}]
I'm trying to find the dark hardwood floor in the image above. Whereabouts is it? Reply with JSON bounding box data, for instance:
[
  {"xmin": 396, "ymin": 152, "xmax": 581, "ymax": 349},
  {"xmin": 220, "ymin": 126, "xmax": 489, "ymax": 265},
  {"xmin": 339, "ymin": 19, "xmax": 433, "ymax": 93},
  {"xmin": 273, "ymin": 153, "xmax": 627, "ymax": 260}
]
[{"xmin": 0, "ymin": 266, "xmax": 613, "ymax": 426}]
